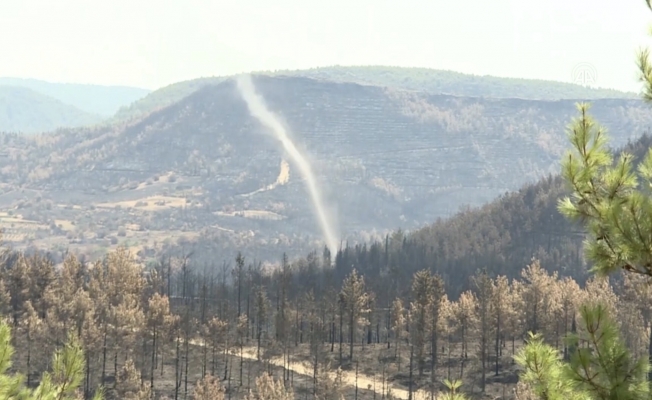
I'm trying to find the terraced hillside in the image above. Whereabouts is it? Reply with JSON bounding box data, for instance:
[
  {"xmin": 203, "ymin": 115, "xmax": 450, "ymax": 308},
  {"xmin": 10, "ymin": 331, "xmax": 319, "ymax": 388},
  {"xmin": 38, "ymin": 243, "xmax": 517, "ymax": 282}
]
[
  {"xmin": 1, "ymin": 75, "xmax": 650, "ymax": 261},
  {"xmin": 113, "ymin": 66, "xmax": 637, "ymax": 122}
]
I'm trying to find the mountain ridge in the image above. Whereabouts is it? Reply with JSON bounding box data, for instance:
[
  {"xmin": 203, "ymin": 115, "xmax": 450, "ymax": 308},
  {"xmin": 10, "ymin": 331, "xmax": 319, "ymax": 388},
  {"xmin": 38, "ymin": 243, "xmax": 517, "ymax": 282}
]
[
  {"xmin": 0, "ymin": 85, "xmax": 103, "ymax": 134},
  {"xmin": 0, "ymin": 77, "xmax": 150, "ymax": 117},
  {"xmin": 113, "ymin": 66, "xmax": 637, "ymax": 123}
]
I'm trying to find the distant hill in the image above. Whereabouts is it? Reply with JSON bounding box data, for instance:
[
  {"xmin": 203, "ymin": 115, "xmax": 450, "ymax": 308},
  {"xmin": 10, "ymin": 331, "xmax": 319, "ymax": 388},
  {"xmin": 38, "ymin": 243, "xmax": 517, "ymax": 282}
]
[
  {"xmin": 0, "ymin": 75, "xmax": 650, "ymax": 262},
  {"xmin": 113, "ymin": 66, "xmax": 637, "ymax": 122},
  {"xmin": 113, "ymin": 76, "xmax": 227, "ymax": 121},
  {"xmin": 282, "ymin": 66, "xmax": 638, "ymax": 99},
  {"xmin": 0, "ymin": 86, "xmax": 102, "ymax": 134},
  {"xmin": 0, "ymin": 77, "xmax": 150, "ymax": 117}
]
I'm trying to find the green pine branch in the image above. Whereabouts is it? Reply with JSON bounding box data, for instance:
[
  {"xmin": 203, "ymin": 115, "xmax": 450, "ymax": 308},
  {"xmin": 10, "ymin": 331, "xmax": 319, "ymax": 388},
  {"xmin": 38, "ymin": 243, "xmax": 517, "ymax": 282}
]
[
  {"xmin": 557, "ymin": 101, "xmax": 652, "ymax": 277},
  {"xmin": 0, "ymin": 318, "xmax": 103, "ymax": 400},
  {"xmin": 515, "ymin": 303, "xmax": 649, "ymax": 400}
]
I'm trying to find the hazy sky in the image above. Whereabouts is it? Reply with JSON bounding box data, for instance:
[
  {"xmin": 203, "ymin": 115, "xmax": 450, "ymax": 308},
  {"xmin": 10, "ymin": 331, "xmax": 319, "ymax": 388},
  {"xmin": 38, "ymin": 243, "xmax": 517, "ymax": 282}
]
[{"xmin": 1, "ymin": 0, "xmax": 650, "ymax": 92}]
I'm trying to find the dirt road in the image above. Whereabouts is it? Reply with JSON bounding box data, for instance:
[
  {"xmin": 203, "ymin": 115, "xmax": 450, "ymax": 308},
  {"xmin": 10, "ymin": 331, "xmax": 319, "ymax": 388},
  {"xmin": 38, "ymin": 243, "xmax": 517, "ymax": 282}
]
[{"xmin": 189, "ymin": 340, "xmax": 433, "ymax": 400}]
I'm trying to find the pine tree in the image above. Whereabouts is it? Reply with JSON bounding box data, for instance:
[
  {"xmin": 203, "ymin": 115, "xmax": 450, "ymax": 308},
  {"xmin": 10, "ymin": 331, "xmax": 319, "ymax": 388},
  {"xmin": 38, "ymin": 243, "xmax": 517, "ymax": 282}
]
[
  {"xmin": 490, "ymin": 275, "xmax": 510, "ymax": 374},
  {"xmin": 471, "ymin": 270, "xmax": 493, "ymax": 393},
  {"xmin": 516, "ymin": 5, "xmax": 652, "ymax": 395},
  {"xmin": 553, "ymin": 277, "xmax": 582, "ymax": 360},
  {"xmin": 245, "ymin": 373, "xmax": 295, "ymax": 400},
  {"xmin": 237, "ymin": 314, "xmax": 248, "ymax": 386},
  {"xmin": 515, "ymin": 303, "xmax": 649, "ymax": 400},
  {"xmin": 621, "ymin": 274, "xmax": 652, "ymax": 365},
  {"xmin": 556, "ymin": 2, "xmax": 652, "ymax": 280},
  {"xmin": 192, "ymin": 375, "xmax": 225, "ymax": 400},
  {"xmin": 146, "ymin": 292, "xmax": 173, "ymax": 390},
  {"xmin": 340, "ymin": 269, "xmax": 369, "ymax": 362},
  {"xmin": 115, "ymin": 358, "xmax": 152, "ymax": 400},
  {"xmin": 0, "ymin": 319, "xmax": 104, "ymax": 399},
  {"xmin": 18, "ymin": 300, "xmax": 43, "ymax": 387},
  {"xmin": 390, "ymin": 298, "xmax": 406, "ymax": 370},
  {"xmin": 454, "ymin": 291, "xmax": 477, "ymax": 378},
  {"xmin": 207, "ymin": 316, "xmax": 227, "ymax": 377},
  {"xmin": 519, "ymin": 259, "xmax": 556, "ymax": 338},
  {"xmin": 440, "ymin": 379, "xmax": 469, "ymax": 400},
  {"xmin": 428, "ymin": 273, "xmax": 445, "ymax": 393},
  {"xmin": 254, "ymin": 285, "xmax": 269, "ymax": 361},
  {"xmin": 439, "ymin": 296, "xmax": 457, "ymax": 380},
  {"xmin": 409, "ymin": 270, "xmax": 433, "ymax": 377}
]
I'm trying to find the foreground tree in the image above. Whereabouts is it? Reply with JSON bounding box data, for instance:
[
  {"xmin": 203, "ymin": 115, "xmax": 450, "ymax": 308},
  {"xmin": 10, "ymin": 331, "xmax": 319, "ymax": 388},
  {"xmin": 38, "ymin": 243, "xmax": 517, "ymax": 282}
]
[
  {"xmin": 0, "ymin": 319, "xmax": 104, "ymax": 399},
  {"xmin": 517, "ymin": 5, "xmax": 652, "ymax": 397},
  {"xmin": 559, "ymin": 0, "xmax": 652, "ymax": 279},
  {"xmin": 557, "ymin": 101, "xmax": 652, "ymax": 278},
  {"xmin": 515, "ymin": 303, "xmax": 649, "ymax": 400}
]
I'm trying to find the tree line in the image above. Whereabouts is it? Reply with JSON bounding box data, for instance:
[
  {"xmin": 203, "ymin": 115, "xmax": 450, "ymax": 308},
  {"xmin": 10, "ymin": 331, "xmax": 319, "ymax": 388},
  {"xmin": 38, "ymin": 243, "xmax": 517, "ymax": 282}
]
[{"xmin": 0, "ymin": 240, "xmax": 649, "ymax": 399}]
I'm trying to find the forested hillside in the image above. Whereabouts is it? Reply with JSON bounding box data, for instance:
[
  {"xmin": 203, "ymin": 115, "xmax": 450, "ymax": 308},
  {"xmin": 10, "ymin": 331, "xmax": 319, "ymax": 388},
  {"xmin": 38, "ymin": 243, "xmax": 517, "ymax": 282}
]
[
  {"xmin": 165, "ymin": 130, "xmax": 652, "ymax": 301},
  {"xmin": 0, "ymin": 242, "xmax": 646, "ymax": 399},
  {"xmin": 0, "ymin": 126, "xmax": 649, "ymax": 398}
]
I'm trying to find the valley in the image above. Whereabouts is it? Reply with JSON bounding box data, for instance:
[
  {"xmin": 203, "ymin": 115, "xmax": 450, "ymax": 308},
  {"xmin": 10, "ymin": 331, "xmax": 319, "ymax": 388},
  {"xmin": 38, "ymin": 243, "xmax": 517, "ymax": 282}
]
[{"xmin": 0, "ymin": 74, "xmax": 649, "ymax": 264}]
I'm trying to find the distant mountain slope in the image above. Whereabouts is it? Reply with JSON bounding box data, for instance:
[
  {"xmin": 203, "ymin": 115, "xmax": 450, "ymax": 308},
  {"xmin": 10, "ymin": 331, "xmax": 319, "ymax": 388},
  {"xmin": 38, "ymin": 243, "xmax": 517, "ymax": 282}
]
[
  {"xmin": 283, "ymin": 66, "xmax": 637, "ymax": 99},
  {"xmin": 0, "ymin": 86, "xmax": 102, "ymax": 133},
  {"xmin": 113, "ymin": 77, "xmax": 221, "ymax": 122},
  {"xmin": 331, "ymin": 133, "xmax": 652, "ymax": 296},
  {"xmin": 113, "ymin": 66, "xmax": 637, "ymax": 122},
  {"xmin": 113, "ymin": 76, "xmax": 227, "ymax": 121},
  {"xmin": 1, "ymin": 75, "xmax": 650, "ymax": 262},
  {"xmin": 0, "ymin": 77, "xmax": 150, "ymax": 116}
]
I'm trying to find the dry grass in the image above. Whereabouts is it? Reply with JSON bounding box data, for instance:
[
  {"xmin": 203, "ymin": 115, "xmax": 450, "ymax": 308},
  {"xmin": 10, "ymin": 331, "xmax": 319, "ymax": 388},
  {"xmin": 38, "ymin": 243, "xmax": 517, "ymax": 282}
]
[
  {"xmin": 114, "ymin": 230, "xmax": 200, "ymax": 253},
  {"xmin": 0, "ymin": 214, "xmax": 47, "ymax": 242},
  {"xmin": 54, "ymin": 219, "xmax": 75, "ymax": 231},
  {"xmin": 275, "ymin": 339, "xmax": 524, "ymax": 400},
  {"xmin": 134, "ymin": 171, "xmax": 180, "ymax": 190},
  {"xmin": 95, "ymin": 195, "xmax": 188, "ymax": 211},
  {"xmin": 7, "ymin": 323, "xmax": 522, "ymax": 399},
  {"xmin": 239, "ymin": 344, "xmax": 420, "ymax": 399},
  {"xmin": 241, "ymin": 159, "xmax": 290, "ymax": 198},
  {"xmin": 191, "ymin": 338, "xmax": 523, "ymax": 400},
  {"xmin": 215, "ymin": 210, "xmax": 285, "ymax": 221},
  {"xmin": 55, "ymin": 204, "xmax": 83, "ymax": 210}
]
